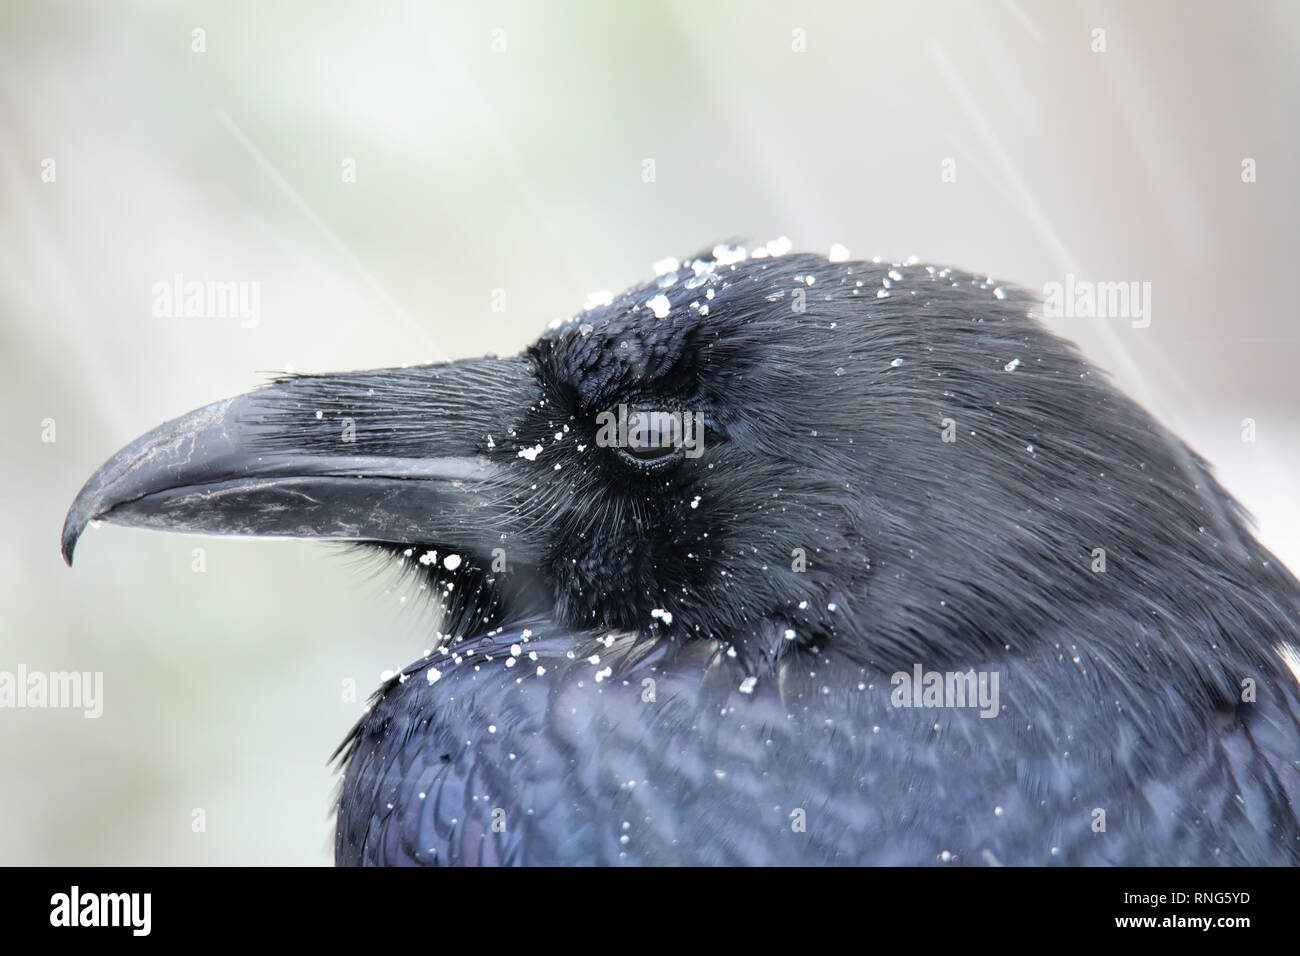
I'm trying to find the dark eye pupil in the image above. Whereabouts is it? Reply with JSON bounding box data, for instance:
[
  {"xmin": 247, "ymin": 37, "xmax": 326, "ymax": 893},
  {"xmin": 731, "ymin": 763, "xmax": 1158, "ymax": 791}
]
[
  {"xmin": 596, "ymin": 405, "xmax": 702, "ymax": 468},
  {"xmin": 624, "ymin": 442, "xmax": 677, "ymax": 461},
  {"xmin": 626, "ymin": 410, "xmax": 682, "ymax": 457}
]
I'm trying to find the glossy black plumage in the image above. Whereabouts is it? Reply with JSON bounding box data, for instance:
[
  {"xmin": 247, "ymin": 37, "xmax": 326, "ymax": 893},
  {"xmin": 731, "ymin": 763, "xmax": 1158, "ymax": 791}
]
[{"xmin": 64, "ymin": 249, "xmax": 1300, "ymax": 865}]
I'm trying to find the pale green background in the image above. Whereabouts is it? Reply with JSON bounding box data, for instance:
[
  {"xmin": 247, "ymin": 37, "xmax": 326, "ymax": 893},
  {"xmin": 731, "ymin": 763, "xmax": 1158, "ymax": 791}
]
[{"xmin": 3, "ymin": 0, "xmax": 1298, "ymax": 864}]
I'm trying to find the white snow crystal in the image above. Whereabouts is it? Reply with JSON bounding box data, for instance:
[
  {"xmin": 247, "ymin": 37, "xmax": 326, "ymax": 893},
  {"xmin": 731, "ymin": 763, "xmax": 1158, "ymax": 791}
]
[
  {"xmin": 712, "ymin": 243, "xmax": 748, "ymax": 265},
  {"xmin": 584, "ymin": 290, "xmax": 613, "ymax": 310},
  {"xmin": 764, "ymin": 236, "xmax": 793, "ymax": 257}
]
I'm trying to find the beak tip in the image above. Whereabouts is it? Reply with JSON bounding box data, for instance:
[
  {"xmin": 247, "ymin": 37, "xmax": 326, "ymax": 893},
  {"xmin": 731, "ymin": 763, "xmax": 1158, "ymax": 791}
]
[
  {"xmin": 62, "ymin": 484, "xmax": 98, "ymax": 567},
  {"xmin": 61, "ymin": 512, "xmax": 83, "ymax": 566}
]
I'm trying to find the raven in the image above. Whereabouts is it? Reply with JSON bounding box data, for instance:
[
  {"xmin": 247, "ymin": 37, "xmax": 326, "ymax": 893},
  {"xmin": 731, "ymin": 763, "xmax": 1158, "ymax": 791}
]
[{"xmin": 62, "ymin": 248, "xmax": 1300, "ymax": 865}]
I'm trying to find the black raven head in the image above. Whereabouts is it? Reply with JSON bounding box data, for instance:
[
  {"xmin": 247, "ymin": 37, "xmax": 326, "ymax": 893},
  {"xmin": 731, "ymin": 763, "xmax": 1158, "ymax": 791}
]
[{"xmin": 62, "ymin": 247, "xmax": 1297, "ymax": 692}]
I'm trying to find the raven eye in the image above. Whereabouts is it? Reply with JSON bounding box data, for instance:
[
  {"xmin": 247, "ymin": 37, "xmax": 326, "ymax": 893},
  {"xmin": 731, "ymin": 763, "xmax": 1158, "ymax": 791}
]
[
  {"xmin": 597, "ymin": 406, "xmax": 703, "ymax": 469},
  {"xmin": 621, "ymin": 442, "xmax": 680, "ymax": 463}
]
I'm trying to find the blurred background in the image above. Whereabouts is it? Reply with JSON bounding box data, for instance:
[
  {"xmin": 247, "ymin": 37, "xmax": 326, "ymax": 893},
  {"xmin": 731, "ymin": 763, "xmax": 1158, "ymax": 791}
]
[{"xmin": 2, "ymin": 0, "xmax": 1297, "ymax": 864}]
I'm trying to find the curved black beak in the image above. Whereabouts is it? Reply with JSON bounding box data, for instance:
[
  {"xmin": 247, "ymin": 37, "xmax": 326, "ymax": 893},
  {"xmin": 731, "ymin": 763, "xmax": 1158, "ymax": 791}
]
[{"xmin": 62, "ymin": 357, "xmax": 541, "ymax": 566}]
